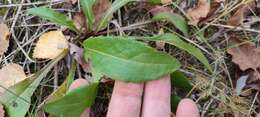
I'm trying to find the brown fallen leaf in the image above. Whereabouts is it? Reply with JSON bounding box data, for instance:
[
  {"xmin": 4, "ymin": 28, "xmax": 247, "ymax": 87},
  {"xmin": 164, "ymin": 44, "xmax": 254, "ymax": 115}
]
[
  {"xmin": 33, "ymin": 31, "xmax": 68, "ymax": 59},
  {"xmin": 0, "ymin": 24, "xmax": 10, "ymax": 56},
  {"xmin": 227, "ymin": 39, "xmax": 260, "ymax": 81},
  {"xmin": 227, "ymin": 1, "xmax": 256, "ymax": 26},
  {"xmin": 227, "ymin": 41, "xmax": 260, "ymax": 71},
  {"xmin": 73, "ymin": 12, "xmax": 86, "ymax": 32},
  {"xmin": 0, "ymin": 104, "xmax": 4, "ymax": 117},
  {"xmin": 0, "ymin": 64, "xmax": 27, "ymax": 93},
  {"xmin": 186, "ymin": 0, "xmax": 210, "ymax": 25}
]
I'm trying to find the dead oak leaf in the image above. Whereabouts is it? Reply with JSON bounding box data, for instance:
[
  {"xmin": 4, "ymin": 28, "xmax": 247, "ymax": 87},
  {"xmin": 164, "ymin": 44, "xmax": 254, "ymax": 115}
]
[
  {"xmin": 0, "ymin": 104, "xmax": 4, "ymax": 117},
  {"xmin": 186, "ymin": 0, "xmax": 210, "ymax": 25},
  {"xmin": 0, "ymin": 64, "xmax": 27, "ymax": 93},
  {"xmin": 227, "ymin": 40, "xmax": 260, "ymax": 80},
  {"xmin": 0, "ymin": 24, "xmax": 10, "ymax": 56},
  {"xmin": 227, "ymin": 1, "xmax": 256, "ymax": 26},
  {"xmin": 33, "ymin": 31, "xmax": 68, "ymax": 59}
]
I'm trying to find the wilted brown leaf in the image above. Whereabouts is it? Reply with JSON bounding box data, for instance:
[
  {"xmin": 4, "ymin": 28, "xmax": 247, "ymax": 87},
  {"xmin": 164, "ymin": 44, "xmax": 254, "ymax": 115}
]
[
  {"xmin": 0, "ymin": 104, "xmax": 4, "ymax": 117},
  {"xmin": 33, "ymin": 31, "xmax": 68, "ymax": 59},
  {"xmin": 93, "ymin": 0, "xmax": 111, "ymax": 20},
  {"xmin": 0, "ymin": 24, "xmax": 10, "ymax": 56},
  {"xmin": 227, "ymin": 2, "xmax": 256, "ymax": 26},
  {"xmin": 227, "ymin": 41, "xmax": 260, "ymax": 71},
  {"xmin": 227, "ymin": 39, "xmax": 260, "ymax": 81},
  {"xmin": 73, "ymin": 12, "xmax": 86, "ymax": 32},
  {"xmin": 186, "ymin": 0, "xmax": 210, "ymax": 25},
  {"xmin": 0, "ymin": 64, "xmax": 27, "ymax": 93}
]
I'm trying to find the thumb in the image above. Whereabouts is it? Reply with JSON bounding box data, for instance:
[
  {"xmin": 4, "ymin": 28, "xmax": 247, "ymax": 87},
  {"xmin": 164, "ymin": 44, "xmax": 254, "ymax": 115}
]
[{"xmin": 176, "ymin": 99, "xmax": 200, "ymax": 117}]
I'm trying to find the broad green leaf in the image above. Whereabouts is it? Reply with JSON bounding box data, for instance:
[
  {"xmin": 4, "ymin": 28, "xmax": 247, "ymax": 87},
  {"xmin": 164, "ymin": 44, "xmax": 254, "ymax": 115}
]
[
  {"xmin": 142, "ymin": 34, "xmax": 212, "ymax": 72},
  {"xmin": 43, "ymin": 83, "xmax": 99, "ymax": 117},
  {"xmin": 80, "ymin": 0, "xmax": 95, "ymax": 30},
  {"xmin": 153, "ymin": 12, "xmax": 188, "ymax": 35},
  {"xmin": 171, "ymin": 71, "xmax": 192, "ymax": 91},
  {"xmin": 27, "ymin": 7, "xmax": 79, "ymax": 33},
  {"xmin": 83, "ymin": 36, "xmax": 181, "ymax": 82},
  {"xmin": 171, "ymin": 94, "xmax": 181, "ymax": 113},
  {"xmin": 0, "ymin": 50, "xmax": 68, "ymax": 117},
  {"xmin": 96, "ymin": 0, "xmax": 135, "ymax": 31}
]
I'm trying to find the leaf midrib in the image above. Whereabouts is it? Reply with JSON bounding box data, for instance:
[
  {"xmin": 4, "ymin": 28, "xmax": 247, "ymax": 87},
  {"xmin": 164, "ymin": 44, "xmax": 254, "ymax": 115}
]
[{"xmin": 86, "ymin": 47, "xmax": 174, "ymax": 66}]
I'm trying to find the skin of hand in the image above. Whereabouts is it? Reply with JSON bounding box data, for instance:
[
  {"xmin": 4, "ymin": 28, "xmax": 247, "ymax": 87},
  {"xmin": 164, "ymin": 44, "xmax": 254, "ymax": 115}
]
[{"xmin": 69, "ymin": 76, "xmax": 200, "ymax": 117}]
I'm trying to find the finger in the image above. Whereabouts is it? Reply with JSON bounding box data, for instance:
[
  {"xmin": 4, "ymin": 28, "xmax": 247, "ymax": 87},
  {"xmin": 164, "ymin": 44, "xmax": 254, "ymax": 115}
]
[
  {"xmin": 69, "ymin": 79, "xmax": 90, "ymax": 117},
  {"xmin": 176, "ymin": 99, "xmax": 200, "ymax": 117},
  {"xmin": 107, "ymin": 80, "xmax": 144, "ymax": 117},
  {"xmin": 141, "ymin": 75, "xmax": 171, "ymax": 117}
]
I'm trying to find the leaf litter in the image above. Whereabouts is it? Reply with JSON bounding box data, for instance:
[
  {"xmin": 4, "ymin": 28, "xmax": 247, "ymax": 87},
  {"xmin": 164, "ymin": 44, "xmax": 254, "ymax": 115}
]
[
  {"xmin": 227, "ymin": 1, "xmax": 257, "ymax": 26},
  {"xmin": 228, "ymin": 38, "xmax": 260, "ymax": 92},
  {"xmin": 186, "ymin": 0, "xmax": 210, "ymax": 25},
  {"xmin": 33, "ymin": 31, "xmax": 69, "ymax": 59},
  {"xmin": 0, "ymin": 64, "xmax": 27, "ymax": 94},
  {"xmin": 0, "ymin": 23, "xmax": 10, "ymax": 57}
]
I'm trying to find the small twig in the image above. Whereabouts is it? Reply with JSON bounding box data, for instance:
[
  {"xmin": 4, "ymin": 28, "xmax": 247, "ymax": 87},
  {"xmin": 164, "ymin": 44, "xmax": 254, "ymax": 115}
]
[
  {"xmin": 206, "ymin": 23, "xmax": 260, "ymax": 34},
  {"xmin": 247, "ymin": 92, "xmax": 259, "ymax": 116}
]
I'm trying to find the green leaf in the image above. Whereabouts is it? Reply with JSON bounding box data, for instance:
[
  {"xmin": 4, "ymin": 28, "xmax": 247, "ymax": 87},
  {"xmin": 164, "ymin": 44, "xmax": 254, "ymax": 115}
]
[
  {"xmin": 83, "ymin": 36, "xmax": 181, "ymax": 82},
  {"xmin": 153, "ymin": 12, "xmax": 188, "ymax": 35},
  {"xmin": 27, "ymin": 7, "xmax": 79, "ymax": 33},
  {"xmin": 80, "ymin": 0, "xmax": 96, "ymax": 30},
  {"xmin": 0, "ymin": 50, "xmax": 68, "ymax": 117},
  {"xmin": 148, "ymin": 0, "xmax": 161, "ymax": 4},
  {"xmin": 171, "ymin": 94, "xmax": 181, "ymax": 113},
  {"xmin": 96, "ymin": 0, "xmax": 135, "ymax": 31},
  {"xmin": 171, "ymin": 71, "xmax": 192, "ymax": 91},
  {"xmin": 43, "ymin": 83, "xmax": 99, "ymax": 117},
  {"xmin": 143, "ymin": 34, "xmax": 212, "ymax": 72}
]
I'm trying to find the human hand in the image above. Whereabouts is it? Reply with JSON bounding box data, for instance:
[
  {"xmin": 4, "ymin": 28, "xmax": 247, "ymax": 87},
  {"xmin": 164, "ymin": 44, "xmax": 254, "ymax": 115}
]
[{"xmin": 70, "ymin": 76, "xmax": 200, "ymax": 117}]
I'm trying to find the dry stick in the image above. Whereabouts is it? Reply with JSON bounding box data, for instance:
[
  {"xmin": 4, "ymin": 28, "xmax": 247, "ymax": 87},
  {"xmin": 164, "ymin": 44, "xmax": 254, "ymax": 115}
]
[
  {"xmin": 10, "ymin": 0, "xmax": 35, "ymax": 63},
  {"xmin": 97, "ymin": 20, "xmax": 152, "ymax": 35},
  {"xmin": 54, "ymin": 65, "xmax": 58, "ymax": 91},
  {"xmin": 247, "ymin": 92, "xmax": 259, "ymax": 116},
  {"xmin": 0, "ymin": 1, "xmax": 63, "ymax": 8},
  {"xmin": 201, "ymin": 99, "xmax": 214, "ymax": 117},
  {"xmin": 206, "ymin": 23, "xmax": 260, "ymax": 34}
]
